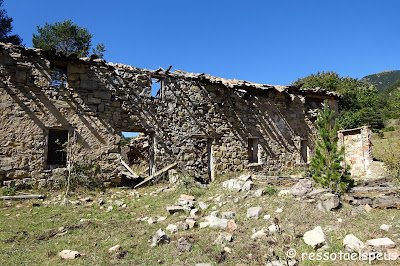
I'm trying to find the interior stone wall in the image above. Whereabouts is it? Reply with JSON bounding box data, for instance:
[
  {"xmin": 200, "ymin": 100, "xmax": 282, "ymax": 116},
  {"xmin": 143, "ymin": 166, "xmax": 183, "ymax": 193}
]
[{"xmin": 0, "ymin": 43, "xmax": 339, "ymax": 185}]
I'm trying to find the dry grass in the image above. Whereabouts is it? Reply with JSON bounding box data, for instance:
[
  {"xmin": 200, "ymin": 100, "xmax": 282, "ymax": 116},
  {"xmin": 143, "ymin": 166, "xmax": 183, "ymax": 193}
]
[
  {"xmin": 372, "ymin": 125, "xmax": 400, "ymax": 162},
  {"xmin": 0, "ymin": 175, "xmax": 399, "ymax": 265},
  {"xmin": 372, "ymin": 124, "xmax": 400, "ymax": 184}
]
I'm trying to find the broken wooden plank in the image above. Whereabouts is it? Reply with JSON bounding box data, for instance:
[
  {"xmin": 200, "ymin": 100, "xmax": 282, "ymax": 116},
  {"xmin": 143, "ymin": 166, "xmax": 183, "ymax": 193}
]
[
  {"xmin": 134, "ymin": 162, "xmax": 178, "ymax": 189},
  {"xmin": 1, "ymin": 194, "xmax": 45, "ymax": 200},
  {"xmin": 121, "ymin": 159, "xmax": 138, "ymax": 178},
  {"xmin": 121, "ymin": 171, "xmax": 139, "ymax": 179}
]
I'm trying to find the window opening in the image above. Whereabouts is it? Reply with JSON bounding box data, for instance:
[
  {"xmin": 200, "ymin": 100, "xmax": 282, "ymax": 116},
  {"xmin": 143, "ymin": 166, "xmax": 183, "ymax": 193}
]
[
  {"xmin": 151, "ymin": 78, "xmax": 162, "ymax": 98},
  {"xmin": 47, "ymin": 129, "xmax": 68, "ymax": 166},
  {"xmin": 50, "ymin": 67, "xmax": 67, "ymax": 88}
]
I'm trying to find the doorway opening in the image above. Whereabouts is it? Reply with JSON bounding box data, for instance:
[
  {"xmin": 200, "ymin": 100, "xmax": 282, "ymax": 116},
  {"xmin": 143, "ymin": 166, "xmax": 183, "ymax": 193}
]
[
  {"xmin": 120, "ymin": 131, "xmax": 155, "ymax": 180},
  {"xmin": 300, "ymin": 140, "xmax": 310, "ymax": 163}
]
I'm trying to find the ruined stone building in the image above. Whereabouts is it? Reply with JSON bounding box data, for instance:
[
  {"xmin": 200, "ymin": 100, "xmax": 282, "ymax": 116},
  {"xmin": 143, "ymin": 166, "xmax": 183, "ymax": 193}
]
[{"xmin": 0, "ymin": 43, "xmax": 340, "ymax": 186}]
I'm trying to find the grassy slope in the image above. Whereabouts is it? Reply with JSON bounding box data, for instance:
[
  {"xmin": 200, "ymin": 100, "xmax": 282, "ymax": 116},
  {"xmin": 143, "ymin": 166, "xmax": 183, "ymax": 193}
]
[{"xmin": 1, "ymin": 176, "xmax": 399, "ymax": 265}]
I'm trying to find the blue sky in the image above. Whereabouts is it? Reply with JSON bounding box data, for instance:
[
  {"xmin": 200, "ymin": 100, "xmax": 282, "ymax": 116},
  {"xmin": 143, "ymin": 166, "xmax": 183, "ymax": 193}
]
[{"xmin": 4, "ymin": 0, "xmax": 399, "ymax": 86}]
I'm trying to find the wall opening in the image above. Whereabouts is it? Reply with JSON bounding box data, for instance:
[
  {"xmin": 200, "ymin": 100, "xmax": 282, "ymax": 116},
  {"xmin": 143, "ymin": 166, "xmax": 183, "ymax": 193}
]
[
  {"xmin": 50, "ymin": 67, "xmax": 67, "ymax": 88},
  {"xmin": 120, "ymin": 131, "xmax": 154, "ymax": 177},
  {"xmin": 301, "ymin": 140, "xmax": 310, "ymax": 163},
  {"xmin": 207, "ymin": 138, "xmax": 214, "ymax": 181},
  {"xmin": 248, "ymin": 138, "xmax": 259, "ymax": 163},
  {"xmin": 151, "ymin": 78, "xmax": 162, "ymax": 98},
  {"xmin": 47, "ymin": 129, "xmax": 68, "ymax": 167}
]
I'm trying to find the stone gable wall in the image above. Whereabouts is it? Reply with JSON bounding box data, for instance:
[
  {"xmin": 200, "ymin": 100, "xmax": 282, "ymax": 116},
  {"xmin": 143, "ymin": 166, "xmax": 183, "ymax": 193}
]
[{"xmin": 0, "ymin": 43, "xmax": 338, "ymax": 185}]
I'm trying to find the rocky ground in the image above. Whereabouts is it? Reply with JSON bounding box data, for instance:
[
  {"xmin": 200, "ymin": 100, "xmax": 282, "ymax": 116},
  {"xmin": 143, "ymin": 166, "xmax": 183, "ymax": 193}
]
[{"xmin": 1, "ymin": 173, "xmax": 400, "ymax": 265}]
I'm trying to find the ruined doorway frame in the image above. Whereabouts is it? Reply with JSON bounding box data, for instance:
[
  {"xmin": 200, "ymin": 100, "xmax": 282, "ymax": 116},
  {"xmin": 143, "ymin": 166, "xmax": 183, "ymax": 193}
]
[{"xmin": 120, "ymin": 131, "xmax": 155, "ymax": 177}]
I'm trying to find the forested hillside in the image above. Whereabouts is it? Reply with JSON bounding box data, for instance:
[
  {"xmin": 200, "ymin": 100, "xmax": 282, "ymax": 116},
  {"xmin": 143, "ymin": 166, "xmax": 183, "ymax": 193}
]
[{"xmin": 361, "ymin": 70, "xmax": 400, "ymax": 92}]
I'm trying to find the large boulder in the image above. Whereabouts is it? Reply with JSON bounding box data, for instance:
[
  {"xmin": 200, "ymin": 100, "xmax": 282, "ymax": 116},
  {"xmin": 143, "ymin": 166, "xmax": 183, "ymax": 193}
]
[
  {"xmin": 343, "ymin": 234, "xmax": 366, "ymax": 253},
  {"xmin": 177, "ymin": 237, "xmax": 192, "ymax": 252},
  {"xmin": 214, "ymin": 232, "xmax": 233, "ymax": 244},
  {"xmin": 166, "ymin": 206, "xmax": 185, "ymax": 214},
  {"xmin": 307, "ymin": 188, "xmax": 330, "ymax": 198},
  {"xmin": 150, "ymin": 229, "xmax": 170, "ymax": 247},
  {"xmin": 222, "ymin": 211, "xmax": 235, "ymax": 220},
  {"xmin": 241, "ymin": 181, "xmax": 254, "ymax": 192},
  {"xmin": 58, "ymin": 250, "xmax": 81, "ymax": 259},
  {"xmin": 290, "ymin": 179, "xmax": 313, "ymax": 197},
  {"xmin": 303, "ymin": 226, "xmax": 331, "ymax": 250},
  {"xmin": 222, "ymin": 178, "xmax": 254, "ymax": 192},
  {"xmin": 205, "ymin": 216, "xmax": 229, "ymax": 229},
  {"xmin": 198, "ymin": 201, "xmax": 209, "ymax": 210},
  {"xmin": 316, "ymin": 193, "xmax": 340, "ymax": 212},
  {"xmin": 251, "ymin": 229, "xmax": 267, "ymax": 240},
  {"xmin": 366, "ymin": 238, "xmax": 396, "ymax": 249},
  {"xmin": 237, "ymin": 174, "xmax": 252, "ymax": 182},
  {"xmin": 166, "ymin": 224, "xmax": 178, "ymax": 234},
  {"xmin": 232, "ymin": 180, "xmax": 244, "ymax": 192},
  {"xmin": 247, "ymin": 207, "xmax": 263, "ymax": 219}
]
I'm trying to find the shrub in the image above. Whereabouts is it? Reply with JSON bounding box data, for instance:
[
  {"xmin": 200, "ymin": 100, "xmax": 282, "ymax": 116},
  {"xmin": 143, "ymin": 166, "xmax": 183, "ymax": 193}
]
[
  {"xmin": 383, "ymin": 126, "xmax": 395, "ymax": 132},
  {"xmin": 56, "ymin": 162, "xmax": 103, "ymax": 192},
  {"xmin": 0, "ymin": 186, "xmax": 17, "ymax": 196},
  {"xmin": 265, "ymin": 185, "xmax": 278, "ymax": 196}
]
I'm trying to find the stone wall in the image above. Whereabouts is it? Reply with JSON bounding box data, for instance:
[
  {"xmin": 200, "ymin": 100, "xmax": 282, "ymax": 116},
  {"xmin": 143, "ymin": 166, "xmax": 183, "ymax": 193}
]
[
  {"xmin": 338, "ymin": 126, "xmax": 373, "ymax": 178},
  {"xmin": 0, "ymin": 43, "xmax": 339, "ymax": 185}
]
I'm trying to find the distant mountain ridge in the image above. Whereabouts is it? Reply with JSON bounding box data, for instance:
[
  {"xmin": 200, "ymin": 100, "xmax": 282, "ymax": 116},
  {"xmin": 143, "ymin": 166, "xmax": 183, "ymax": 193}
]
[{"xmin": 361, "ymin": 70, "xmax": 400, "ymax": 92}]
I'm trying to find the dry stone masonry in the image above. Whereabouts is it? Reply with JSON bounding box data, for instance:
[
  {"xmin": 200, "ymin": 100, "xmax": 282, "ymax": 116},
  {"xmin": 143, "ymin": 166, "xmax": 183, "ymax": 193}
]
[
  {"xmin": 0, "ymin": 43, "xmax": 340, "ymax": 185},
  {"xmin": 338, "ymin": 126, "xmax": 373, "ymax": 178}
]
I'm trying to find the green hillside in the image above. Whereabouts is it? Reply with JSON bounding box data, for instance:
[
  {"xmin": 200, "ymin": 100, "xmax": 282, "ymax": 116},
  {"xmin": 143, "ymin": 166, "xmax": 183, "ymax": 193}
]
[
  {"xmin": 361, "ymin": 70, "xmax": 400, "ymax": 92},
  {"xmin": 360, "ymin": 70, "xmax": 400, "ymax": 121},
  {"xmin": 382, "ymin": 78, "xmax": 400, "ymax": 94}
]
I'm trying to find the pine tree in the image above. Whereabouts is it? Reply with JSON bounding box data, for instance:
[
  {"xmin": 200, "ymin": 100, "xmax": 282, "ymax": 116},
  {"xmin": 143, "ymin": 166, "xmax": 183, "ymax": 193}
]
[
  {"xmin": 32, "ymin": 19, "xmax": 105, "ymax": 58},
  {"xmin": 310, "ymin": 100, "xmax": 354, "ymax": 193},
  {"xmin": 0, "ymin": 0, "xmax": 22, "ymax": 45}
]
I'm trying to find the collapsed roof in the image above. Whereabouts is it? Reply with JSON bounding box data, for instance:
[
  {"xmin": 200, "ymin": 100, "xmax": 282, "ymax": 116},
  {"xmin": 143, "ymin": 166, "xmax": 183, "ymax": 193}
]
[{"xmin": 0, "ymin": 42, "xmax": 341, "ymax": 98}]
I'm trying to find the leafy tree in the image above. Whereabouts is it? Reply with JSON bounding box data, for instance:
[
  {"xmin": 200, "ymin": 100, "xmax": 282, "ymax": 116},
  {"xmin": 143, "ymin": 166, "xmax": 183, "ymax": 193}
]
[
  {"xmin": 32, "ymin": 19, "xmax": 105, "ymax": 58},
  {"xmin": 309, "ymin": 100, "xmax": 354, "ymax": 194},
  {"xmin": 379, "ymin": 79, "xmax": 400, "ymax": 120},
  {"xmin": 0, "ymin": 0, "xmax": 22, "ymax": 45},
  {"xmin": 294, "ymin": 71, "xmax": 384, "ymax": 131}
]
